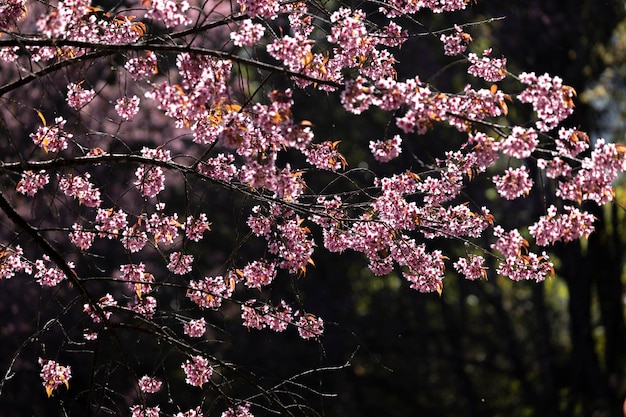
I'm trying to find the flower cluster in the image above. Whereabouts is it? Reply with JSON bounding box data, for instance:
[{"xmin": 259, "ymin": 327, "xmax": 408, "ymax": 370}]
[
  {"xmin": 181, "ymin": 355, "xmax": 213, "ymax": 387},
  {"xmin": 518, "ymin": 72, "xmax": 576, "ymax": 132},
  {"xmin": 231, "ymin": 19, "xmax": 266, "ymax": 47},
  {"xmin": 241, "ymin": 300, "xmax": 293, "ymax": 332},
  {"xmin": 440, "ymin": 25, "xmax": 471, "ymax": 56},
  {"xmin": 39, "ymin": 359, "xmax": 71, "ymax": 397},
  {"xmin": 59, "ymin": 173, "xmax": 102, "ymax": 207},
  {"xmin": 369, "ymin": 135, "xmax": 403, "ymax": 162},
  {"xmin": 529, "ymin": 205, "xmax": 596, "ymax": 246},
  {"xmin": 0, "ymin": 246, "xmax": 32, "ymax": 279},
  {"xmin": 16, "ymin": 170, "xmax": 49, "ymax": 197},
  {"xmin": 34, "ymin": 255, "xmax": 71, "ymax": 287},
  {"xmin": 138, "ymin": 375, "xmax": 162, "ymax": 393},
  {"xmin": 30, "ymin": 117, "xmax": 72, "ymax": 153},
  {"xmin": 221, "ymin": 403, "xmax": 254, "ymax": 417},
  {"xmin": 467, "ymin": 50, "xmax": 507, "ymax": 82},
  {"xmin": 67, "ymin": 83, "xmax": 95, "ymax": 110},
  {"xmin": 493, "ymin": 166, "xmax": 533, "ymax": 200},
  {"xmin": 184, "ymin": 317, "xmax": 207, "ymax": 338}
]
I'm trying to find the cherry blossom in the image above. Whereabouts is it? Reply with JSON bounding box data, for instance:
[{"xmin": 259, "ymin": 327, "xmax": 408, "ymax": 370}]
[
  {"xmin": 138, "ymin": 376, "xmax": 162, "ymax": 393},
  {"xmin": 221, "ymin": 403, "xmax": 254, "ymax": 417},
  {"xmin": 181, "ymin": 355, "xmax": 212, "ymax": 387},
  {"xmin": 39, "ymin": 359, "xmax": 71, "ymax": 397},
  {"xmin": 493, "ymin": 166, "xmax": 534, "ymax": 200},
  {"xmin": 67, "ymin": 82, "xmax": 95, "ymax": 110},
  {"xmin": 369, "ymin": 135, "xmax": 403, "ymax": 162},
  {"xmin": 184, "ymin": 318, "xmax": 207, "ymax": 338},
  {"xmin": 130, "ymin": 405, "xmax": 160, "ymax": 417},
  {"xmin": 34, "ymin": 255, "xmax": 71, "ymax": 287},
  {"xmin": 231, "ymin": 19, "xmax": 266, "ymax": 47},
  {"xmin": 16, "ymin": 170, "xmax": 49, "ymax": 197},
  {"xmin": 115, "ymin": 95, "xmax": 141, "ymax": 120}
]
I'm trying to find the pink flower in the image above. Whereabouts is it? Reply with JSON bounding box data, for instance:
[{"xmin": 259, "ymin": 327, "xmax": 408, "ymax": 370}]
[
  {"xmin": 67, "ymin": 82, "xmax": 95, "ymax": 110},
  {"xmin": 369, "ymin": 135, "xmax": 402, "ymax": 162},
  {"xmin": 138, "ymin": 375, "xmax": 162, "ymax": 393},
  {"xmin": 493, "ymin": 166, "xmax": 533, "ymax": 200},
  {"xmin": 0, "ymin": 0, "xmax": 26, "ymax": 30},
  {"xmin": 181, "ymin": 355, "xmax": 212, "ymax": 387},
  {"xmin": 453, "ymin": 255, "xmax": 487, "ymax": 280},
  {"xmin": 39, "ymin": 358, "xmax": 71, "ymax": 397},
  {"xmin": 440, "ymin": 25, "xmax": 471, "ymax": 56},
  {"xmin": 30, "ymin": 117, "xmax": 72, "ymax": 153},
  {"xmin": 174, "ymin": 407, "xmax": 204, "ymax": 417},
  {"xmin": 296, "ymin": 314, "xmax": 324, "ymax": 339},
  {"xmin": 184, "ymin": 318, "xmax": 207, "ymax": 338},
  {"xmin": 115, "ymin": 95, "xmax": 141, "ymax": 120},
  {"xmin": 529, "ymin": 205, "xmax": 595, "ymax": 246},
  {"xmin": 69, "ymin": 223, "xmax": 95, "ymax": 250},
  {"xmin": 185, "ymin": 214, "xmax": 211, "ymax": 242},
  {"xmin": 231, "ymin": 19, "xmax": 266, "ymax": 47},
  {"xmin": 221, "ymin": 403, "xmax": 254, "ymax": 417},
  {"xmin": 34, "ymin": 255, "xmax": 70, "ymax": 287},
  {"xmin": 501, "ymin": 127, "xmax": 538, "ymax": 159},
  {"xmin": 167, "ymin": 252, "xmax": 193, "ymax": 275},
  {"xmin": 16, "ymin": 170, "xmax": 49, "ymax": 196},
  {"xmin": 467, "ymin": 50, "xmax": 507, "ymax": 82},
  {"xmin": 130, "ymin": 405, "xmax": 160, "ymax": 417}
]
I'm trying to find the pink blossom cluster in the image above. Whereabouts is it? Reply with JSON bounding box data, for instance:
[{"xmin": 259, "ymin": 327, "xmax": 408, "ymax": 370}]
[
  {"xmin": 518, "ymin": 72, "xmax": 576, "ymax": 132},
  {"xmin": 0, "ymin": 245, "xmax": 32, "ymax": 279},
  {"xmin": 0, "ymin": 0, "xmax": 26, "ymax": 30},
  {"xmin": 16, "ymin": 170, "xmax": 49, "ymax": 197},
  {"xmin": 115, "ymin": 95, "xmax": 141, "ymax": 120},
  {"xmin": 241, "ymin": 300, "xmax": 293, "ymax": 332},
  {"xmin": 146, "ymin": 212, "xmax": 181, "ymax": 245},
  {"xmin": 120, "ymin": 263, "xmax": 153, "ymax": 298},
  {"xmin": 187, "ymin": 275, "xmax": 235, "ymax": 309},
  {"xmin": 121, "ymin": 224, "xmax": 149, "ymax": 253},
  {"xmin": 242, "ymin": 260, "xmax": 277, "ymax": 289},
  {"xmin": 138, "ymin": 375, "xmax": 162, "ymax": 393},
  {"xmin": 128, "ymin": 295, "xmax": 158, "ymax": 318},
  {"xmin": 305, "ymin": 141, "xmax": 347, "ymax": 171},
  {"xmin": 556, "ymin": 139, "xmax": 626, "ymax": 204},
  {"xmin": 167, "ymin": 252, "xmax": 194, "ymax": 275},
  {"xmin": 184, "ymin": 214, "xmax": 212, "ymax": 242},
  {"xmin": 453, "ymin": 255, "xmax": 487, "ymax": 281},
  {"xmin": 95, "ymin": 208, "xmax": 127, "ymax": 239},
  {"xmin": 184, "ymin": 317, "xmax": 207, "ymax": 338},
  {"xmin": 529, "ymin": 205, "xmax": 596, "ymax": 246},
  {"xmin": 467, "ymin": 50, "xmax": 507, "ymax": 82},
  {"xmin": 30, "ymin": 117, "xmax": 72, "ymax": 153},
  {"xmin": 493, "ymin": 166, "xmax": 533, "ymax": 200},
  {"xmin": 174, "ymin": 407, "xmax": 204, "ymax": 417},
  {"xmin": 39, "ymin": 358, "xmax": 71, "ymax": 397},
  {"xmin": 144, "ymin": 0, "xmax": 191, "ymax": 28},
  {"xmin": 34, "ymin": 255, "xmax": 71, "ymax": 287},
  {"xmin": 66, "ymin": 83, "xmax": 95, "ymax": 110},
  {"xmin": 83, "ymin": 293, "xmax": 118, "ymax": 323},
  {"xmin": 231, "ymin": 19, "xmax": 266, "ymax": 47},
  {"xmin": 59, "ymin": 173, "xmax": 102, "ymax": 207},
  {"xmin": 35, "ymin": 1, "xmax": 143, "ymax": 50},
  {"xmin": 130, "ymin": 405, "xmax": 160, "ymax": 417},
  {"xmin": 369, "ymin": 135, "xmax": 402, "ymax": 162},
  {"xmin": 501, "ymin": 127, "xmax": 539, "ymax": 159},
  {"xmin": 125, "ymin": 51, "xmax": 158, "ymax": 81},
  {"xmin": 181, "ymin": 355, "xmax": 212, "ymax": 387},
  {"xmin": 69, "ymin": 223, "xmax": 96, "ymax": 250},
  {"xmin": 440, "ymin": 25, "xmax": 471, "ymax": 56},
  {"xmin": 295, "ymin": 314, "xmax": 324, "ymax": 339},
  {"xmin": 198, "ymin": 154, "xmax": 238, "ymax": 181},
  {"xmin": 221, "ymin": 403, "xmax": 254, "ymax": 417}
]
